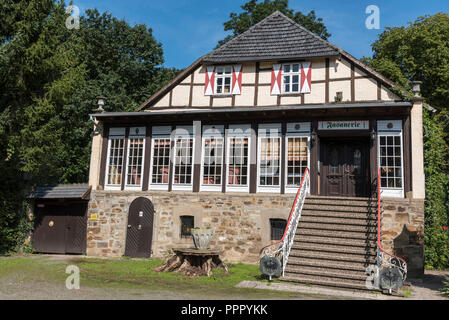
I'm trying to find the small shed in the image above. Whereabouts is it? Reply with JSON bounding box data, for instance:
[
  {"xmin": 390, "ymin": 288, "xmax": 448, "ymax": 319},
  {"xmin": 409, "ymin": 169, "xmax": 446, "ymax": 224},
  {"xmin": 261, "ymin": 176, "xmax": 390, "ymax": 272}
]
[{"xmin": 28, "ymin": 184, "xmax": 91, "ymax": 254}]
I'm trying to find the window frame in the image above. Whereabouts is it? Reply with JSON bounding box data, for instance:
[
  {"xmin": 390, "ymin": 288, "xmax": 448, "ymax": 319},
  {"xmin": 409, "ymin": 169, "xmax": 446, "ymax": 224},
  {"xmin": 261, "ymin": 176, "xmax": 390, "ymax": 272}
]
[
  {"xmin": 270, "ymin": 218, "xmax": 287, "ymax": 241},
  {"xmin": 124, "ymin": 127, "xmax": 146, "ymax": 191},
  {"xmin": 214, "ymin": 65, "xmax": 233, "ymax": 95},
  {"xmin": 377, "ymin": 120, "xmax": 404, "ymax": 198},
  {"xmin": 172, "ymin": 126, "xmax": 195, "ymax": 191},
  {"xmin": 285, "ymin": 122, "xmax": 311, "ymax": 194},
  {"xmin": 225, "ymin": 124, "xmax": 251, "ymax": 193},
  {"xmin": 180, "ymin": 215, "xmax": 194, "ymax": 238},
  {"xmin": 281, "ymin": 63, "xmax": 301, "ymax": 94},
  {"xmin": 149, "ymin": 126, "xmax": 172, "ymax": 191},
  {"xmin": 104, "ymin": 127, "xmax": 126, "ymax": 191},
  {"xmin": 257, "ymin": 123, "xmax": 282, "ymax": 193},
  {"xmin": 200, "ymin": 125, "xmax": 224, "ymax": 192}
]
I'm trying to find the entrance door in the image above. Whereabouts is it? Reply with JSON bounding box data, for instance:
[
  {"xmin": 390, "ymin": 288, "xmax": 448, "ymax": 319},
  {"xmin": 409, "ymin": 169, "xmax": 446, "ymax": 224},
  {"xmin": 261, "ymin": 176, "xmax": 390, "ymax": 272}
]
[
  {"xmin": 320, "ymin": 139, "xmax": 370, "ymax": 197},
  {"xmin": 124, "ymin": 197, "xmax": 154, "ymax": 258}
]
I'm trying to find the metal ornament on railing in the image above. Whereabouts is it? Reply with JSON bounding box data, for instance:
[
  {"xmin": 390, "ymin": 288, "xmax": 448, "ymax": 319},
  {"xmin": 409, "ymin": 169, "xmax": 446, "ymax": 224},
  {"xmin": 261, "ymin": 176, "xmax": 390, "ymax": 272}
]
[
  {"xmin": 376, "ymin": 168, "xmax": 408, "ymax": 292},
  {"xmin": 260, "ymin": 168, "xmax": 310, "ymax": 278}
]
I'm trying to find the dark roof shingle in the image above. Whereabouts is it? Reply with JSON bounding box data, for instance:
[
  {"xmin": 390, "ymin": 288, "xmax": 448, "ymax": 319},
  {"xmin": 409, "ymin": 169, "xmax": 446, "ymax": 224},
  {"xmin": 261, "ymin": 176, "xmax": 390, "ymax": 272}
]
[
  {"xmin": 27, "ymin": 184, "xmax": 91, "ymax": 200},
  {"xmin": 203, "ymin": 11, "xmax": 339, "ymax": 63}
]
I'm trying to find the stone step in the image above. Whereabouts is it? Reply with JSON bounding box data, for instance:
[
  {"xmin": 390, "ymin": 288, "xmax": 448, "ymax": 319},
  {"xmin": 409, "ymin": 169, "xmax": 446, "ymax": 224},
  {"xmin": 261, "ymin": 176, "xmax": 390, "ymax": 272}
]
[
  {"xmin": 300, "ymin": 215, "xmax": 378, "ymax": 227},
  {"xmin": 290, "ymin": 242, "xmax": 377, "ymax": 256},
  {"xmin": 284, "ymin": 265, "xmax": 368, "ymax": 282},
  {"xmin": 294, "ymin": 234, "xmax": 378, "ymax": 248},
  {"xmin": 301, "ymin": 209, "xmax": 377, "ymax": 220},
  {"xmin": 302, "ymin": 203, "xmax": 375, "ymax": 213},
  {"xmin": 298, "ymin": 221, "xmax": 378, "ymax": 233},
  {"xmin": 288, "ymin": 249, "xmax": 377, "ymax": 264},
  {"xmin": 281, "ymin": 274, "xmax": 372, "ymax": 291},
  {"xmin": 296, "ymin": 228, "xmax": 378, "ymax": 240},
  {"xmin": 287, "ymin": 256, "xmax": 372, "ymax": 272},
  {"xmin": 305, "ymin": 196, "xmax": 377, "ymax": 208}
]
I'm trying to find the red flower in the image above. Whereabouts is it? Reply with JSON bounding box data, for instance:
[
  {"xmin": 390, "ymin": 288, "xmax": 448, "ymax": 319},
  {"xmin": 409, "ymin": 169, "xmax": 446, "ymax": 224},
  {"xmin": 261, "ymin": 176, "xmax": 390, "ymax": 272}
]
[{"xmin": 443, "ymin": 226, "xmax": 448, "ymax": 230}]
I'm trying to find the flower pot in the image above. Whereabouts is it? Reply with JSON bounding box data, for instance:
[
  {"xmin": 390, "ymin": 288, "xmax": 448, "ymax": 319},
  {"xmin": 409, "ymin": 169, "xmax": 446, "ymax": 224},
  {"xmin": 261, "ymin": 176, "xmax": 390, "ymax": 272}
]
[{"xmin": 191, "ymin": 228, "xmax": 214, "ymax": 250}]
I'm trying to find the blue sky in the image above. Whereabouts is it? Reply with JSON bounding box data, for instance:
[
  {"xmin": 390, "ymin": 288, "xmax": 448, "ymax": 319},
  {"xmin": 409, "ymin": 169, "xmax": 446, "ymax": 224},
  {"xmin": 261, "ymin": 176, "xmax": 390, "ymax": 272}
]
[{"xmin": 74, "ymin": 0, "xmax": 449, "ymax": 69}]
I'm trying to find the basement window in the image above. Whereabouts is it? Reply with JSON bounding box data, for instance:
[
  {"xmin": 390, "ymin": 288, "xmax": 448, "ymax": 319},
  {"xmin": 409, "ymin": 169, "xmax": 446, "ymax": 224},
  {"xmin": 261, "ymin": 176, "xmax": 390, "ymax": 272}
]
[
  {"xmin": 270, "ymin": 219, "xmax": 287, "ymax": 241},
  {"xmin": 180, "ymin": 216, "xmax": 194, "ymax": 238}
]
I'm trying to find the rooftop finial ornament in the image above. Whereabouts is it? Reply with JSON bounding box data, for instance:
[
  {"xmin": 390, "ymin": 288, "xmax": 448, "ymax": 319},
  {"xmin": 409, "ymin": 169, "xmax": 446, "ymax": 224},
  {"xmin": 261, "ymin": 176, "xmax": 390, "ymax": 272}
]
[
  {"xmin": 94, "ymin": 96, "xmax": 106, "ymax": 113},
  {"xmin": 411, "ymin": 81, "xmax": 422, "ymax": 98}
]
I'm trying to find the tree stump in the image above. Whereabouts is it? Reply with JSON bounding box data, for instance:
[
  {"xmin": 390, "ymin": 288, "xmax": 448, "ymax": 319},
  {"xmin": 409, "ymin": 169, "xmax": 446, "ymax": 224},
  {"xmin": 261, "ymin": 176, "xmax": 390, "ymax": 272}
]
[{"xmin": 154, "ymin": 248, "xmax": 229, "ymax": 277}]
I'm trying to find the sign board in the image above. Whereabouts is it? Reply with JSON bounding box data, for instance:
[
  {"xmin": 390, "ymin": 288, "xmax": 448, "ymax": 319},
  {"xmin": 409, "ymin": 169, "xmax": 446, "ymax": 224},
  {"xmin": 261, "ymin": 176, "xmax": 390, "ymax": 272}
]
[
  {"xmin": 90, "ymin": 214, "xmax": 98, "ymax": 220},
  {"xmin": 318, "ymin": 120, "xmax": 369, "ymax": 130}
]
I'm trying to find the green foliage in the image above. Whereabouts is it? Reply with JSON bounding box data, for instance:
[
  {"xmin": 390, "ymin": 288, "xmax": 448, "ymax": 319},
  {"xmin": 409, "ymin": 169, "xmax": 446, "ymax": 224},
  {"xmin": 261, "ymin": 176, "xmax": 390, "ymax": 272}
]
[
  {"xmin": 0, "ymin": 1, "xmax": 179, "ymax": 254},
  {"xmin": 364, "ymin": 13, "xmax": 449, "ymax": 270},
  {"xmin": 217, "ymin": 0, "xmax": 330, "ymax": 48},
  {"xmin": 442, "ymin": 276, "xmax": 449, "ymax": 297}
]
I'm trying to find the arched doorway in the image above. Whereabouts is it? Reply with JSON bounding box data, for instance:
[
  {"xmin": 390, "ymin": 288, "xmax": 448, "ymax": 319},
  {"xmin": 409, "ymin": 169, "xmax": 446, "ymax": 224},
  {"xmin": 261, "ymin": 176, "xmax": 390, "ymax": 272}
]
[{"xmin": 124, "ymin": 197, "xmax": 154, "ymax": 258}]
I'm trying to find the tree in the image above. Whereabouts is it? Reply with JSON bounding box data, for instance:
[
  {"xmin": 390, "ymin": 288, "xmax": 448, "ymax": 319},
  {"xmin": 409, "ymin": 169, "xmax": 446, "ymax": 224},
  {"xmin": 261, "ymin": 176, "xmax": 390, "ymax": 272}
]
[
  {"xmin": 217, "ymin": 0, "xmax": 330, "ymax": 48},
  {"xmin": 362, "ymin": 13, "xmax": 449, "ymax": 269}
]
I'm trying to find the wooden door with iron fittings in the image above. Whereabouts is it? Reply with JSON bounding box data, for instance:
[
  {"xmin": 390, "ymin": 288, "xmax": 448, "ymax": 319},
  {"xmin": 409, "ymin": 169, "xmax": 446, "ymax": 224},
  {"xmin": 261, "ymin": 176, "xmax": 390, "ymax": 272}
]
[
  {"xmin": 124, "ymin": 197, "xmax": 154, "ymax": 258},
  {"xmin": 321, "ymin": 139, "xmax": 370, "ymax": 197}
]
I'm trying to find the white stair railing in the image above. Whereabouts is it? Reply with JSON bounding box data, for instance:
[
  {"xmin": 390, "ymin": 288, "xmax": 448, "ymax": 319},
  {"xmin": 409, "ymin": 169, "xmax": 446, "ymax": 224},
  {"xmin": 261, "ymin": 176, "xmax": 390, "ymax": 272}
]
[{"xmin": 260, "ymin": 168, "xmax": 310, "ymax": 276}]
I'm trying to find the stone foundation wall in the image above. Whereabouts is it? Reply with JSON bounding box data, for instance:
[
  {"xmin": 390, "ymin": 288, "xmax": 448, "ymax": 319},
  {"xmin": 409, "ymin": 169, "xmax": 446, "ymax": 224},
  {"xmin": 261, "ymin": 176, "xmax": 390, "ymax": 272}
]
[
  {"xmin": 86, "ymin": 191, "xmax": 425, "ymax": 277},
  {"xmin": 381, "ymin": 198, "xmax": 425, "ymax": 278},
  {"xmin": 86, "ymin": 191, "xmax": 294, "ymax": 263}
]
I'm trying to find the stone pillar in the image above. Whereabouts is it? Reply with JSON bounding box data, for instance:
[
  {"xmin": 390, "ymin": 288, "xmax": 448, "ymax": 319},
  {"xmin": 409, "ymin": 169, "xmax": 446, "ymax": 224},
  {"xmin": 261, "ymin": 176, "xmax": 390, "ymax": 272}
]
[
  {"xmin": 88, "ymin": 118, "xmax": 104, "ymax": 191},
  {"xmin": 410, "ymin": 84, "xmax": 425, "ymax": 199}
]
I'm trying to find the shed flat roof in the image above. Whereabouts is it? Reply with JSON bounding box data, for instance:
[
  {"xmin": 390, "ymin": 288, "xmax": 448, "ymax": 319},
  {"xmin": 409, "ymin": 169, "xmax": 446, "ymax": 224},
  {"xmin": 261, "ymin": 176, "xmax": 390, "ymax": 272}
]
[{"xmin": 28, "ymin": 184, "xmax": 91, "ymax": 200}]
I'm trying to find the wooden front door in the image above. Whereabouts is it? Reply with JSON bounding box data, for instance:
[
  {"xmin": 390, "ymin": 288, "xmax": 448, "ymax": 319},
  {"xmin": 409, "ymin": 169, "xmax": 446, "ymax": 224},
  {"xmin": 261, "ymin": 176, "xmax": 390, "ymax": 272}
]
[
  {"xmin": 124, "ymin": 197, "xmax": 154, "ymax": 258},
  {"xmin": 320, "ymin": 139, "xmax": 370, "ymax": 197}
]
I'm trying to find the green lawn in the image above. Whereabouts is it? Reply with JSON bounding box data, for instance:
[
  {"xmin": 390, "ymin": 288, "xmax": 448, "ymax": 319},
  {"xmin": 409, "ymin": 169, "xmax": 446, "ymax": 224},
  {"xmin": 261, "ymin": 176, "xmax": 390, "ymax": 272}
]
[{"xmin": 0, "ymin": 255, "xmax": 327, "ymax": 299}]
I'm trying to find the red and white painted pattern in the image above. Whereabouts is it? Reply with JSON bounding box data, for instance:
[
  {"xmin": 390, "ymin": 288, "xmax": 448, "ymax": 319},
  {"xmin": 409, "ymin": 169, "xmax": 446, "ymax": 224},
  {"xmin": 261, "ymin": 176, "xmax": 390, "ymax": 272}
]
[
  {"xmin": 232, "ymin": 64, "xmax": 242, "ymax": 95},
  {"xmin": 204, "ymin": 66, "xmax": 215, "ymax": 96},
  {"xmin": 300, "ymin": 62, "xmax": 312, "ymax": 94},
  {"xmin": 270, "ymin": 64, "xmax": 282, "ymax": 95}
]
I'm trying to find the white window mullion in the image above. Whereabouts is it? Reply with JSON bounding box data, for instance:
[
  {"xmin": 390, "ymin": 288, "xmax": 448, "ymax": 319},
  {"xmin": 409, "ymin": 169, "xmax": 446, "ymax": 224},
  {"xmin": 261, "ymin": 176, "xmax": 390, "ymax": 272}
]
[{"xmin": 105, "ymin": 128, "xmax": 126, "ymax": 191}]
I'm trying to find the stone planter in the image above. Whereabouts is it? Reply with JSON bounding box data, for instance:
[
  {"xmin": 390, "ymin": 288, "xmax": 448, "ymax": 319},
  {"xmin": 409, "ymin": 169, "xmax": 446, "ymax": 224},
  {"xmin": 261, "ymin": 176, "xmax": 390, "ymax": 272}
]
[{"xmin": 191, "ymin": 228, "xmax": 214, "ymax": 250}]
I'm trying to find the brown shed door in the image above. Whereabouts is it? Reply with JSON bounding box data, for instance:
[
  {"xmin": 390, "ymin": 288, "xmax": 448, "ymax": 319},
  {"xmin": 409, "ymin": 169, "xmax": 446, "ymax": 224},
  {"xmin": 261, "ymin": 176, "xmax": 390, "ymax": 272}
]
[
  {"xmin": 32, "ymin": 202, "xmax": 87, "ymax": 254},
  {"xmin": 124, "ymin": 197, "xmax": 154, "ymax": 258},
  {"xmin": 321, "ymin": 139, "xmax": 370, "ymax": 197}
]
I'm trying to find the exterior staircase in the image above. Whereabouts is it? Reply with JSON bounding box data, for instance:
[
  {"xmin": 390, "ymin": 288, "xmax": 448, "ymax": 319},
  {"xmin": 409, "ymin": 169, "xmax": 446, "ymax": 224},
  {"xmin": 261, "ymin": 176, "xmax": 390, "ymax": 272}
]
[{"xmin": 281, "ymin": 195, "xmax": 379, "ymax": 291}]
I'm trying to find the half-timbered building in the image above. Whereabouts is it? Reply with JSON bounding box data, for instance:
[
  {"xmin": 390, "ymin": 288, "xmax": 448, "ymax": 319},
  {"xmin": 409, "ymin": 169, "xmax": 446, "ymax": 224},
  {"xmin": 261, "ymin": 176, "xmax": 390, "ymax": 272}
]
[{"xmin": 84, "ymin": 12, "xmax": 425, "ymax": 287}]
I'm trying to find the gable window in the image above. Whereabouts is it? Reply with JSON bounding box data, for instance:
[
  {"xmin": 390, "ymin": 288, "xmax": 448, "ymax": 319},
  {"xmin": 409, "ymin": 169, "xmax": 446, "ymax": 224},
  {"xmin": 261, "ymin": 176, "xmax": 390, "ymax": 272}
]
[
  {"xmin": 173, "ymin": 126, "xmax": 194, "ymax": 190},
  {"xmin": 180, "ymin": 216, "xmax": 194, "ymax": 238},
  {"xmin": 226, "ymin": 124, "xmax": 251, "ymax": 192},
  {"xmin": 270, "ymin": 218, "xmax": 287, "ymax": 241},
  {"xmin": 282, "ymin": 63, "xmax": 301, "ymax": 93},
  {"xmin": 125, "ymin": 127, "xmax": 146, "ymax": 190},
  {"xmin": 215, "ymin": 66, "xmax": 232, "ymax": 94},
  {"xmin": 285, "ymin": 123, "xmax": 311, "ymax": 194},
  {"xmin": 150, "ymin": 126, "xmax": 171, "ymax": 190},
  {"xmin": 105, "ymin": 128, "xmax": 126, "ymax": 190},
  {"xmin": 201, "ymin": 125, "xmax": 224, "ymax": 192},
  {"xmin": 258, "ymin": 124, "xmax": 281, "ymax": 193}
]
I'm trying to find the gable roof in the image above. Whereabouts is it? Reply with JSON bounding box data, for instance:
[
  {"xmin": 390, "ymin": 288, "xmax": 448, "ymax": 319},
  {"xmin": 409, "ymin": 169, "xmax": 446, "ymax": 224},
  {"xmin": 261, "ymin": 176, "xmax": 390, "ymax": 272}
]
[
  {"xmin": 138, "ymin": 11, "xmax": 407, "ymax": 110},
  {"xmin": 203, "ymin": 11, "xmax": 339, "ymax": 63}
]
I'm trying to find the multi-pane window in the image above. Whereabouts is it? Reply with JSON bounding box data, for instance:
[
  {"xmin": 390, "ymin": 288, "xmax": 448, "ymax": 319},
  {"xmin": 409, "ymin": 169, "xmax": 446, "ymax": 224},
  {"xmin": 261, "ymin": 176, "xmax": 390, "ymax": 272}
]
[
  {"xmin": 377, "ymin": 120, "xmax": 404, "ymax": 198},
  {"xmin": 379, "ymin": 135, "xmax": 403, "ymax": 188},
  {"xmin": 105, "ymin": 128, "xmax": 126, "ymax": 190},
  {"xmin": 215, "ymin": 66, "xmax": 232, "ymax": 94},
  {"xmin": 125, "ymin": 127, "xmax": 145, "ymax": 189},
  {"xmin": 173, "ymin": 126, "xmax": 194, "ymax": 188},
  {"xmin": 201, "ymin": 126, "xmax": 224, "ymax": 191},
  {"xmin": 286, "ymin": 137, "xmax": 309, "ymax": 186},
  {"xmin": 270, "ymin": 219, "xmax": 287, "ymax": 241},
  {"xmin": 282, "ymin": 63, "xmax": 301, "ymax": 93},
  {"xmin": 285, "ymin": 123, "xmax": 310, "ymax": 193},
  {"xmin": 258, "ymin": 124, "xmax": 281, "ymax": 191},
  {"xmin": 150, "ymin": 126, "xmax": 171, "ymax": 188},
  {"xmin": 227, "ymin": 125, "xmax": 251, "ymax": 191},
  {"xmin": 180, "ymin": 216, "xmax": 194, "ymax": 238}
]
